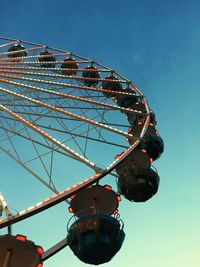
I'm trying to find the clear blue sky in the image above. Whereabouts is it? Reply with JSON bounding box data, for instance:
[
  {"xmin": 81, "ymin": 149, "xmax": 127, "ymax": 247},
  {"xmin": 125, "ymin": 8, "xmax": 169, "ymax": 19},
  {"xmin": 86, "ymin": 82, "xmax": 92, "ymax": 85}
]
[{"xmin": 0, "ymin": 0, "xmax": 200, "ymax": 267}]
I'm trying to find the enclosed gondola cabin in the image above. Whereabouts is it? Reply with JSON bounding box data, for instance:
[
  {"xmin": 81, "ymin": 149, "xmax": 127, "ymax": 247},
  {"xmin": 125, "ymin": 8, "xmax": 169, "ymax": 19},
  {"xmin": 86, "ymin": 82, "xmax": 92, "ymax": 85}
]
[
  {"xmin": 149, "ymin": 110, "xmax": 157, "ymax": 125},
  {"xmin": 115, "ymin": 148, "xmax": 159, "ymax": 202},
  {"xmin": 67, "ymin": 214, "xmax": 125, "ymax": 265},
  {"xmin": 116, "ymin": 87, "xmax": 139, "ymax": 108},
  {"xmin": 117, "ymin": 167, "xmax": 160, "ymax": 202},
  {"xmin": 115, "ymin": 148, "xmax": 152, "ymax": 172},
  {"xmin": 67, "ymin": 185, "xmax": 124, "ymax": 264},
  {"xmin": 61, "ymin": 57, "xmax": 78, "ymax": 76},
  {"xmin": 38, "ymin": 50, "xmax": 56, "ymax": 68},
  {"xmin": 127, "ymin": 122, "xmax": 157, "ymax": 145},
  {"xmin": 140, "ymin": 134, "xmax": 164, "ymax": 161},
  {"xmin": 102, "ymin": 75, "xmax": 122, "ymax": 98},
  {"xmin": 125, "ymin": 101, "xmax": 147, "ymax": 125},
  {"xmin": 7, "ymin": 44, "xmax": 27, "ymax": 61},
  {"xmin": 82, "ymin": 66, "xmax": 100, "ymax": 87}
]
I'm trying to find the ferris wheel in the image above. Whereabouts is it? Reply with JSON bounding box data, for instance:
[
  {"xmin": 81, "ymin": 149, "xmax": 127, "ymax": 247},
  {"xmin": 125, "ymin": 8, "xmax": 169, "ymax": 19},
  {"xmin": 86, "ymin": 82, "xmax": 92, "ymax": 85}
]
[{"xmin": 0, "ymin": 37, "xmax": 164, "ymax": 266}]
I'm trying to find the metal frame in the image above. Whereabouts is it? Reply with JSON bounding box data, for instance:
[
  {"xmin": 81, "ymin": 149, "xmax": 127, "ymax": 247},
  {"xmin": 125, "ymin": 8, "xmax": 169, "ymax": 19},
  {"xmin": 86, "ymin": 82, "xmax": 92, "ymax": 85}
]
[{"xmin": 0, "ymin": 37, "xmax": 151, "ymax": 260}]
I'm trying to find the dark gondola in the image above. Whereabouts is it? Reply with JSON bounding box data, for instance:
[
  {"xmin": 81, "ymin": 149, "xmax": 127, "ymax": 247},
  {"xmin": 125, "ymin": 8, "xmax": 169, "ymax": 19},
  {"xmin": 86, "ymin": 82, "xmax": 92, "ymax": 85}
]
[
  {"xmin": 38, "ymin": 50, "xmax": 56, "ymax": 68},
  {"xmin": 115, "ymin": 148, "xmax": 159, "ymax": 202},
  {"xmin": 117, "ymin": 167, "xmax": 159, "ymax": 202},
  {"xmin": 67, "ymin": 214, "xmax": 125, "ymax": 265},
  {"xmin": 116, "ymin": 87, "xmax": 138, "ymax": 108},
  {"xmin": 102, "ymin": 75, "xmax": 122, "ymax": 98},
  {"xmin": 125, "ymin": 101, "xmax": 147, "ymax": 125},
  {"xmin": 61, "ymin": 57, "xmax": 78, "ymax": 76},
  {"xmin": 8, "ymin": 44, "xmax": 27, "ymax": 60},
  {"xmin": 82, "ymin": 66, "xmax": 100, "ymax": 87},
  {"xmin": 127, "ymin": 122, "xmax": 156, "ymax": 145},
  {"xmin": 139, "ymin": 134, "xmax": 164, "ymax": 161}
]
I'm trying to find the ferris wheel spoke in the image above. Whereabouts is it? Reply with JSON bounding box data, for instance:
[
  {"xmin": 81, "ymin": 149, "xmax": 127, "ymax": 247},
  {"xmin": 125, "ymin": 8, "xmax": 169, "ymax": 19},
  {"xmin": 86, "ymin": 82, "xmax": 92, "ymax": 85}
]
[
  {"xmin": 54, "ymin": 113, "xmax": 86, "ymax": 156},
  {"xmin": 0, "ymin": 120, "xmax": 22, "ymax": 162},
  {"xmin": 0, "ymin": 87, "xmax": 134, "ymax": 166},
  {"xmin": 0, "ymin": 99, "xmax": 61, "ymax": 142},
  {"xmin": 5, "ymin": 104, "xmax": 116, "ymax": 111},
  {"xmin": 0, "ymin": 104, "xmax": 99, "ymax": 172},
  {"xmin": 77, "ymin": 90, "xmax": 109, "ymax": 142},
  {"xmin": 0, "ymin": 106, "xmax": 120, "ymax": 152},
  {"xmin": 0, "ymin": 77, "xmax": 140, "ymax": 115},
  {"xmin": 1, "ymin": 140, "xmax": 95, "ymax": 192},
  {"xmin": 0, "ymin": 86, "xmax": 136, "ymax": 140},
  {"xmin": 0, "ymin": 111, "xmax": 130, "ymax": 129},
  {"xmin": 62, "ymin": 95, "xmax": 107, "ymax": 143},
  {"xmin": 0, "ymin": 123, "xmax": 75, "ymax": 159},
  {"xmin": 0, "ymin": 110, "xmax": 68, "ymax": 160},
  {"xmin": 0, "ymin": 68, "xmax": 129, "ymax": 85},
  {"xmin": 0, "ymin": 72, "xmax": 140, "ymax": 98},
  {"xmin": 0, "ymin": 145, "xmax": 66, "ymax": 199},
  {"xmin": 0, "ymin": 65, "xmax": 113, "ymax": 74},
  {"xmin": 36, "ymin": 123, "xmax": 128, "ymax": 148},
  {"xmin": 55, "ymin": 95, "xmax": 107, "ymax": 150},
  {"xmin": 0, "ymin": 110, "xmax": 128, "ymax": 196},
  {"xmin": 0, "ymin": 115, "xmax": 96, "ymax": 175},
  {"xmin": 80, "ymin": 88, "xmax": 110, "ymax": 140},
  {"xmin": 24, "ymin": 126, "xmax": 54, "ymax": 179},
  {"xmin": 0, "ymin": 95, "xmax": 54, "ymax": 139}
]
